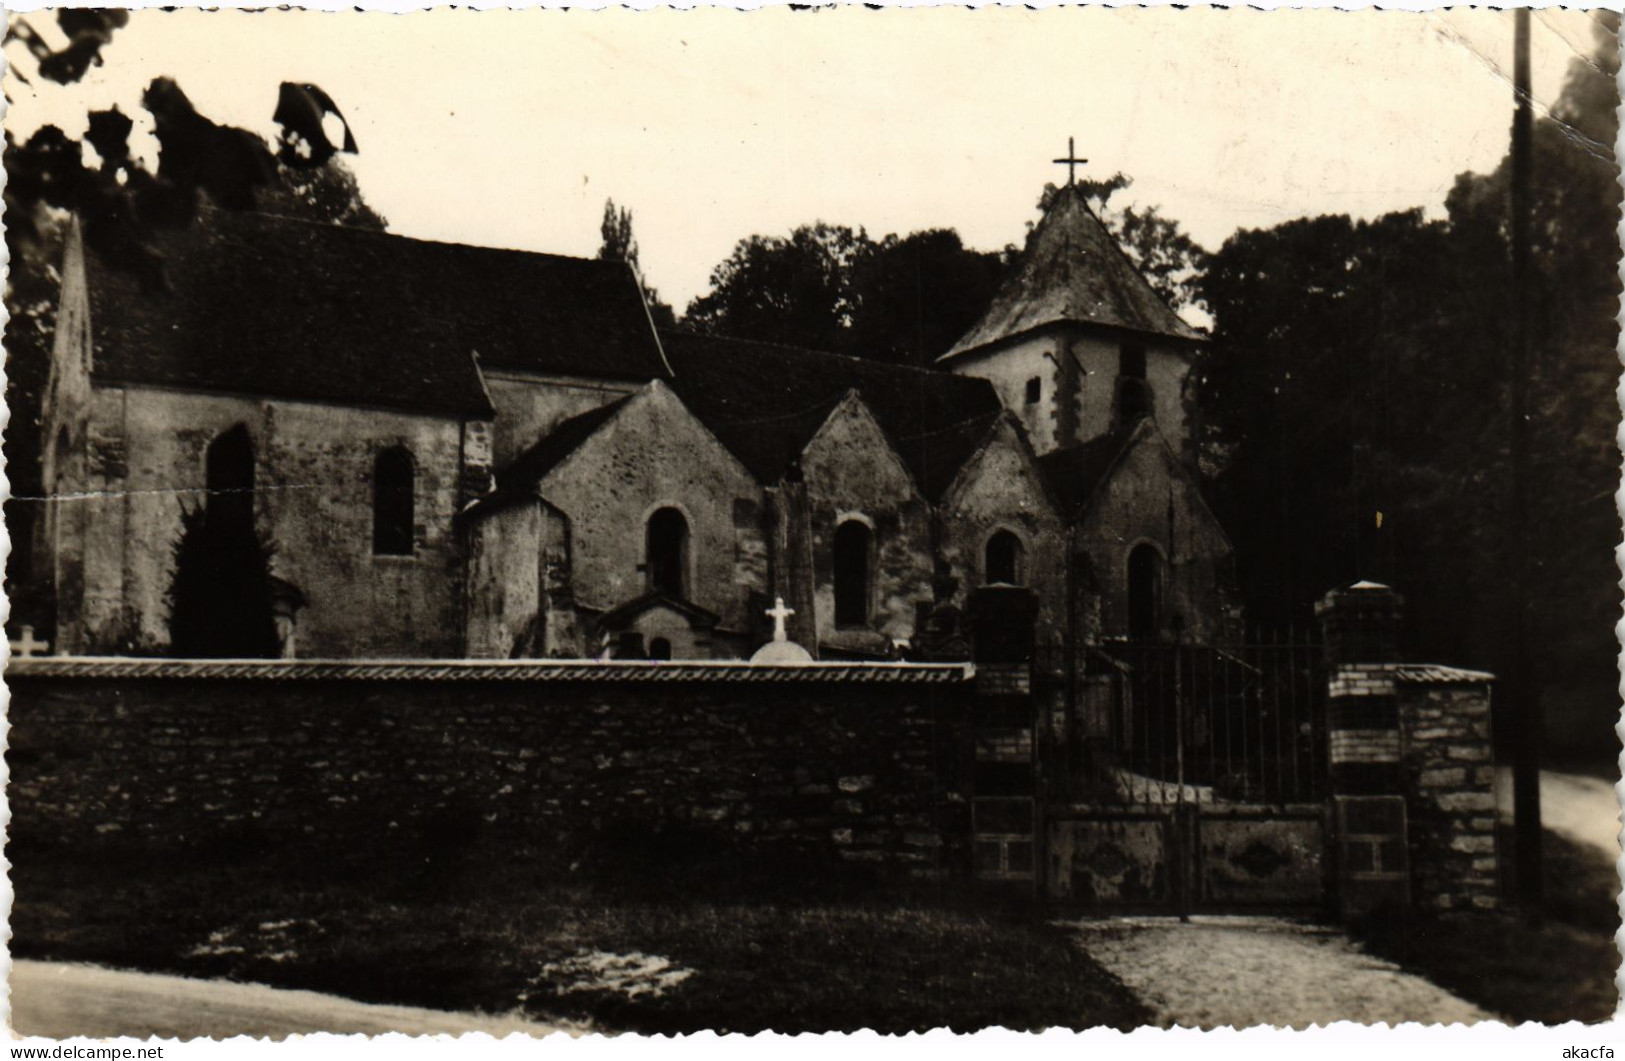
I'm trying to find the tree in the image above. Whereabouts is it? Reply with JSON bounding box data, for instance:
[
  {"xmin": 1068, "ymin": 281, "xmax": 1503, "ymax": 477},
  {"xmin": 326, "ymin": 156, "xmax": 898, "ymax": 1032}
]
[
  {"xmin": 167, "ymin": 503, "xmax": 281, "ymax": 658},
  {"xmin": 682, "ymin": 223, "xmax": 1011, "ymax": 366},
  {"xmin": 259, "ymin": 157, "xmax": 387, "ymax": 230},
  {"xmin": 3, "ymin": 13, "xmax": 368, "ymax": 635},
  {"xmin": 1197, "ymin": 11, "xmax": 1621, "ymax": 753},
  {"xmin": 683, "ymin": 223, "xmax": 869, "ymax": 353},
  {"xmin": 846, "ymin": 229, "xmax": 1011, "ymax": 368},
  {"xmin": 598, "ymin": 198, "xmax": 675, "ymax": 328}
]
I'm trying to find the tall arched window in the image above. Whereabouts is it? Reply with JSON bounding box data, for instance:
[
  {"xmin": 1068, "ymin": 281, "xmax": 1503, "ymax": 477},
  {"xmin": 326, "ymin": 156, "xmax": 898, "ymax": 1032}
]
[
  {"xmin": 985, "ymin": 530, "xmax": 1024, "ymax": 586},
  {"xmin": 1127, "ymin": 543, "xmax": 1164, "ymax": 641},
  {"xmin": 373, "ymin": 446, "xmax": 416, "ymax": 556},
  {"xmin": 646, "ymin": 507, "xmax": 689, "ymax": 597},
  {"xmin": 205, "ymin": 424, "xmax": 255, "ymax": 537},
  {"xmin": 833, "ymin": 519, "xmax": 872, "ymax": 627}
]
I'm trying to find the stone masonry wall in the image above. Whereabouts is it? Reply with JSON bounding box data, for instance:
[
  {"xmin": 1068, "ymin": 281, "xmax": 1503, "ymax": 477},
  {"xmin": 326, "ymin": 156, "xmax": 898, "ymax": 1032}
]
[
  {"xmin": 1397, "ymin": 680, "xmax": 1500, "ymax": 912},
  {"xmin": 8, "ymin": 670, "xmax": 973, "ymax": 877}
]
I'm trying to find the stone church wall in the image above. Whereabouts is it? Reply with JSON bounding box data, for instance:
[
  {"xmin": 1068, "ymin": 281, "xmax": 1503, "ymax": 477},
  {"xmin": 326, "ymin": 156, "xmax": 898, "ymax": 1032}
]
[
  {"xmin": 947, "ymin": 327, "xmax": 1193, "ymax": 459},
  {"xmin": 68, "ymin": 386, "xmax": 471, "ymax": 657},
  {"xmin": 531, "ymin": 382, "xmax": 765, "ymax": 645},
  {"xmin": 800, "ymin": 398, "xmax": 934, "ymax": 657},
  {"xmin": 465, "ymin": 501, "xmax": 544, "ymax": 658},
  {"xmin": 1073, "ymin": 429, "xmax": 1234, "ymax": 644},
  {"xmin": 935, "ymin": 420, "xmax": 1067, "ymax": 640},
  {"xmin": 949, "ymin": 336, "xmax": 1060, "ymax": 453},
  {"xmin": 8, "ymin": 668, "xmax": 974, "ymax": 878}
]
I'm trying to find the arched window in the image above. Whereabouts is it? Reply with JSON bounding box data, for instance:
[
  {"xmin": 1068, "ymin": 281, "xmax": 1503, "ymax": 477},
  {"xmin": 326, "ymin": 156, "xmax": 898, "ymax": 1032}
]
[
  {"xmin": 205, "ymin": 424, "xmax": 255, "ymax": 537},
  {"xmin": 646, "ymin": 507, "xmax": 689, "ymax": 597},
  {"xmin": 985, "ymin": 530, "xmax": 1024, "ymax": 586},
  {"xmin": 648, "ymin": 637, "xmax": 673, "ymax": 661},
  {"xmin": 372, "ymin": 447, "xmax": 416, "ymax": 556},
  {"xmin": 833, "ymin": 519, "xmax": 872, "ymax": 627},
  {"xmin": 1127, "ymin": 543, "xmax": 1164, "ymax": 641}
]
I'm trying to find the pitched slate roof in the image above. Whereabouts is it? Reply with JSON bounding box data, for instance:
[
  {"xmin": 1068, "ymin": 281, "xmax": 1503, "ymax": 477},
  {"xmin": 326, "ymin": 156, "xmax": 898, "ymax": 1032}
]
[
  {"xmin": 1036, "ymin": 430, "xmax": 1134, "ymax": 520},
  {"xmin": 893, "ymin": 411, "xmax": 1004, "ymax": 503},
  {"xmin": 942, "ymin": 184, "xmax": 1203, "ymax": 362},
  {"xmin": 498, "ymin": 395, "xmax": 634, "ymax": 491},
  {"xmin": 658, "ymin": 330, "xmax": 1003, "ymax": 488},
  {"xmin": 81, "ymin": 209, "xmax": 667, "ymax": 418}
]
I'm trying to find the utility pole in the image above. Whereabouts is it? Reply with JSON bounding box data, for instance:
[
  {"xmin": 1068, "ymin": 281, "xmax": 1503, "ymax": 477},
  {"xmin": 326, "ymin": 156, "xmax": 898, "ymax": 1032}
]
[{"xmin": 1509, "ymin": 7, "xmax": 1543, "ymax": 918}]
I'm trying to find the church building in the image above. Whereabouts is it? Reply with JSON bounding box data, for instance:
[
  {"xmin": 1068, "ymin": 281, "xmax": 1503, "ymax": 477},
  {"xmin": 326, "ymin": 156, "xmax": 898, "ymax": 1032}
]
[{"xmin": 35, "ymin": 181, "xmax": 1235, "ymax": 664}]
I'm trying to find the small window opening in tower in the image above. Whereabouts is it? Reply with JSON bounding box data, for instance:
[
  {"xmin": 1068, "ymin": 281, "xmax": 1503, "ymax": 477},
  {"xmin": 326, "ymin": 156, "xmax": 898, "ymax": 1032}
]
[
  {"xmin": 1024, "ymin": 377, "xmax": 1042, "ymax": 404},
  {"xmin": 1117, "ymin": 344, "xmax": 1152, "ymax": 424}
]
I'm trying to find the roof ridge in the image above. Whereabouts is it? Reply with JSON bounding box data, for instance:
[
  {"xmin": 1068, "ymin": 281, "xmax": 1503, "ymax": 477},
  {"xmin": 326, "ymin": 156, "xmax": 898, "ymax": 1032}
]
[
  {"xmin": 893, "ymin": 408, "xmax": 1003, "ymax": 443},
  {"xmin": 661, "ymin": 328, "xmax": 974, "ymax": 382},
  {"xmin": 200, "ymin": 204, "xmax": 621, "ymax": 270}
]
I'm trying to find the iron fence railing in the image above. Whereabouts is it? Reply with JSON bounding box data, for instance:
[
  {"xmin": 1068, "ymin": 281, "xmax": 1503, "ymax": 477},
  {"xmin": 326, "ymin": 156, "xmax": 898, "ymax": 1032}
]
[{"xmin": 1038, "ymin": 638, "xmax": 1328, "ymax": 806}]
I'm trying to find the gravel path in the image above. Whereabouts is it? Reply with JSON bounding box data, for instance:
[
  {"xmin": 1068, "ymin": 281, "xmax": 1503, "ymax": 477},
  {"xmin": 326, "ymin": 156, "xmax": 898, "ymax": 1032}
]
[
  {"xmin": 9, "ymin": 960, "xmax": 576, "ymax": 1039},
  {"xmin": 1066, "ymin": 916, "xmax": 1496, "ymax": 1028}
]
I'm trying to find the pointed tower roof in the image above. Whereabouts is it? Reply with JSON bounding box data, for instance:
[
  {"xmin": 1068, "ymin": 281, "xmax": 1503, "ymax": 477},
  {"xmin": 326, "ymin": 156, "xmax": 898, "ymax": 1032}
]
[{"xmin": 941, "ymin": 184, "xmax": 1203, "ymax": 362}]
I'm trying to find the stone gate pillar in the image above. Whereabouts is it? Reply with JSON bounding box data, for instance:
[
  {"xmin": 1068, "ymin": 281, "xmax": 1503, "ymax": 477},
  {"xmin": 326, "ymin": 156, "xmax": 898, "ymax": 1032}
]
[{"xmin": 1317, "ymin": 581, "xmax": 1501, "ymax": 920}]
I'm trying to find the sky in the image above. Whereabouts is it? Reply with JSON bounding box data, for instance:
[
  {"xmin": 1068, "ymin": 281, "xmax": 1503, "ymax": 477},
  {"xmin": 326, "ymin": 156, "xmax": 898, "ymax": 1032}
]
[{"xmin": 3, "ymin": 7, "xmax": 1609, "ymax": 312}]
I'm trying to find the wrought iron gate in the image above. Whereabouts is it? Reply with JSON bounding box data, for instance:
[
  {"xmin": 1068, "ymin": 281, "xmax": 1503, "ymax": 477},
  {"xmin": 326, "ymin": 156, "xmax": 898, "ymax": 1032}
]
[{"xmin": 1045, "ymin": 638, "xmax": 1333, "ymax": 912}]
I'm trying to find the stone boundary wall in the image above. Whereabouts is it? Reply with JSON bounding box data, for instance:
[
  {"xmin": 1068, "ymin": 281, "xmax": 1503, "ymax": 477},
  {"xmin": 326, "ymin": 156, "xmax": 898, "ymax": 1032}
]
[
  {"xmin": 1326, "ymin": 659, "xmax": 1499, "ymax": 914},
  {"xmin": 1395, "ymin": 673, "xmax": 1500, "ymax": 912},
  {"xmin": 7, "ymin": 659, "xmax": 977, "ymax": 878}
]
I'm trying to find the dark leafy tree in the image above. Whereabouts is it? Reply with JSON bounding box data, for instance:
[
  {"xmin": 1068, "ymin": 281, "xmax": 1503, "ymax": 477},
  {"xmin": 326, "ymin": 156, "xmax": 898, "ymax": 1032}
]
[
  {"xmin": 166, "ymin": 504, "xmax": 281, "ymax": 659},
  {"xmin": 260, "ymin": 157, "xmax": 388, "ymax": 230},
  {"xmin": 598, "ymin": 198, "xmax": 675, "ymax": 328},
  {"xmin": 4, "ymin": 18, "xmax": 369, "ymax": 636},
  {"xmin": 683, "ymin": 223, "xmax": 1011, "ymax": 366},
  {"xmin": 846, "ymin": 230, "xmax": 1011, "ymax": 368},
  {"xmin": 5, "ymin": 10, "xmax": 129, "ymax": 87},
  {"xmin": 684, "ymin": 223, "xmax": 868, "ymax": 353},
  {"xmin": 1198, "ymin": 11, "xmax": 1620, "ymax": 753}
]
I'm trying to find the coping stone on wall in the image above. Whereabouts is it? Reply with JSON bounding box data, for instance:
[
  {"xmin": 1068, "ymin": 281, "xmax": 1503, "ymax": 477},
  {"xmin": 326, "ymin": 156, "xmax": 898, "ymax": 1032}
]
[{"xmin": 7, "ymin": 656, "xmax": 976, "ymax": 684}]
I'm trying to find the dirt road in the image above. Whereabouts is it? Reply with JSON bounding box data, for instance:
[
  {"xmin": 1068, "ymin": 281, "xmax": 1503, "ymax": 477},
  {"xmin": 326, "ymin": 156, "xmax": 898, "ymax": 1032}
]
[
  {"xmin": 1541, "ymin": 769, "xmax": 1620, "ymax": 859},
  {"xmin": 9, "ymin": 960, "xmax": 575, "ymax": 1040},
  {"xmin": 1066, "ymin": 916, "xmax": 1494, "ymax": 1028}
]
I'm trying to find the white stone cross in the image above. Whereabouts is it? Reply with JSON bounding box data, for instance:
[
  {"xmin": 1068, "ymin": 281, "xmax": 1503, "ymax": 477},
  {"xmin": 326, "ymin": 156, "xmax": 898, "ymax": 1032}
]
[
  {"xmin": 766, "ymin": 596, "xmax": 795, "ymax": 642},
  {"xmin": 10, "ymin": 625, "xmax": 50, "ymax": 659}
]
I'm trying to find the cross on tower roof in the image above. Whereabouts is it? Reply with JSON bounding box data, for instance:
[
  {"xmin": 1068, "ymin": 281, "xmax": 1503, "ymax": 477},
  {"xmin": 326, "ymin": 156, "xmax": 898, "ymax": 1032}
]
[{"xmin": 1052, "ymin": 136, "xmax": 1088, "ymax": 187}]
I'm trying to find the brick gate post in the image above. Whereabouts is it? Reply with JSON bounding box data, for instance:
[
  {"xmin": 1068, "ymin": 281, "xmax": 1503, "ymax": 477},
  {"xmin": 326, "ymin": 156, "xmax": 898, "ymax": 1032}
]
[
  {"xmin": 967, "ymin": 586, "xmax": 1041, "ymax": 893},
  {"xmin": 1317, "ymin": 582, "xmax": 1412, "ymax": 920}
]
